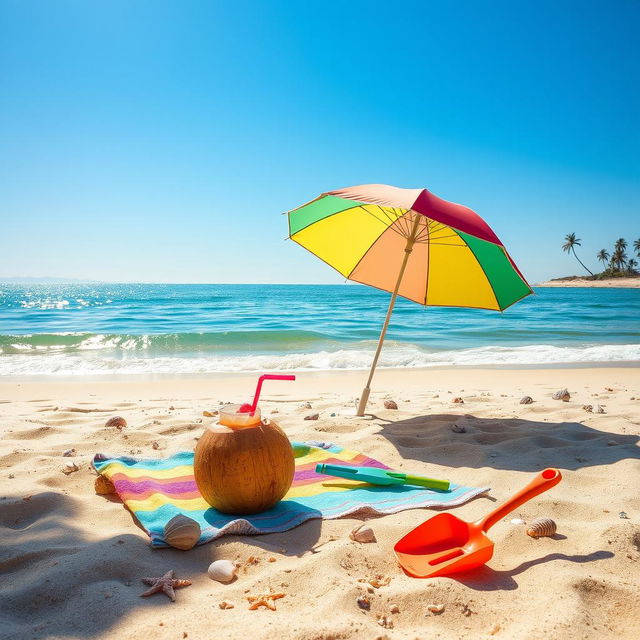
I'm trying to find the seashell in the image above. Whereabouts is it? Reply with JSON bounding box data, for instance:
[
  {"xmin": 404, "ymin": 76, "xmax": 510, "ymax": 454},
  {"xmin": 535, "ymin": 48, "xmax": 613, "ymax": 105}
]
[
  {"xmin": 552, "ymin": 389, "xmax": 570, "ymax": 401},
  {"xmin": 511, "ymin": 518, "xmax": 525, "ymax": 525},
  {"xmin": 520, "ymin": 396, "xmax": 533, "ymax": 404},
  {"xmin": 304, "ymin": 413, "xmax": 319, "ymax": 420},
  {"xmin": 105, "ymin": 416, "xmax": 127, "ymax": 429},
  {"xmin": 452, "ymin": 397, "xmax": 464, "ymax": 404},
  {"xmin": 203, "ymin": 410, "xmax": 218, "ymax": 417},
  {"xmin": 207, "ymin": 559, "xmax": 239, "ymax": 583},
  {"xmin": 427, "ymin": 603, "xmax": 445, "ymax": 614},
  {"xmin": 163, "ymin": 514, "xmax": 201, "ymax": 550},
  {"xmin": 390, "ymin": 604, "xmax": 400, "ymax": 614},
  {"xmin": 526, "ymin": 517, "xmax": 557, "ymax": 538},
  {"xmin": 595, "ymin": 404, "xmax": 605, "ymax": 414},
  {"xmin": 62, "ymin": 461, "xmax": 79, "ymax": 475},
  {"xmin": 451, "ymin": 423, "xmax": 466, "ymax": 433},
  {"xmin": 383, "ymin": 400, "xmax": 398, "ymax": 410},
  {"xmin": 94, "ymin": 475, "xmax": 116, "ymax": 495},
  {"xmin": 619, "ymin": 511, "xmax": 629, "ymax": 519},
  {"xmin": 356, "ymin": 595, "xmax": 370, "ymax": 610},
  {"xmin": 63, "ymin": 448, "xmax": 76, "ymax": 457},
  {"xmin": 302, "ymin": 402, "xmax": 312, "ymax": 409},
  {"xmin": 218, "ymin": 600, "xmax": 235, "ymax": 609},
  {"xmin": 350, "ymin": 524, "xmax": 376, "ymax": 543},
  {"xmin": 582, "ymin": 404, "xmax": 593, "ymax": 412}
]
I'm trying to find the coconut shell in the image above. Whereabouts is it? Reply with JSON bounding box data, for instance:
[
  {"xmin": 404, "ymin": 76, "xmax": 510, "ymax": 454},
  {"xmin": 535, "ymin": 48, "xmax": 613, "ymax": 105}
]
[{"xmin": 194, "ymin": 418, "xmax": 294, "ymax": 515}]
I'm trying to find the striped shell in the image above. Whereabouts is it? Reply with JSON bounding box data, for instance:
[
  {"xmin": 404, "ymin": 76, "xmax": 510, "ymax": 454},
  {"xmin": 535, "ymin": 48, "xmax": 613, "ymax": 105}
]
[
  {"xmin": 163, "ymin": 514, "xmax": 201, "ymax": 550},
  {"xmin": 526, "ymin": 517, "xmax": 557, "ymax": 538},
  {"xmin": 105, "ymin": 416, "xmax": 127, "ymax": 429}
]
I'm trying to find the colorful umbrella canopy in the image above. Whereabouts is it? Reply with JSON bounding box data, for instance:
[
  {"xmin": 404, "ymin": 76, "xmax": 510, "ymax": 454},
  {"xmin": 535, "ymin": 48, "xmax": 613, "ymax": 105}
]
[
  {"xmin": 287, "ymin": 184, "xmax": 532, "ymax": 415},
  {"xmin": 288, "ymin": 184, "xmax": 531, "ymax": 311}
]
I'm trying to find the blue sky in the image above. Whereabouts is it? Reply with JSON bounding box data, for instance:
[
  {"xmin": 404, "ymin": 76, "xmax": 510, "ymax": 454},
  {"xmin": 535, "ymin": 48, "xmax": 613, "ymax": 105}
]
[{"xmin": 1, "ymin": 0, "xmax": 638, "ymax": 284}]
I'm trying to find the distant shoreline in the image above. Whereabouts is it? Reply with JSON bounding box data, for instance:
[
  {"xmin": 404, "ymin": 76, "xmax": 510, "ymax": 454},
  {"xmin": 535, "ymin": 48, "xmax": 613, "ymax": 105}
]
[{"xmin": 536, "ymin": 277, "xmax": 640, "ymax": 288}]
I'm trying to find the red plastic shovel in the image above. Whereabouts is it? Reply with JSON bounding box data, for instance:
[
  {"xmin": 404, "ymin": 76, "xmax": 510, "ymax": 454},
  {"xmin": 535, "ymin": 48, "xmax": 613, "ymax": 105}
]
[{"xmin": 394, "ymin": 468, "xmax": 562, "ymax": 578}]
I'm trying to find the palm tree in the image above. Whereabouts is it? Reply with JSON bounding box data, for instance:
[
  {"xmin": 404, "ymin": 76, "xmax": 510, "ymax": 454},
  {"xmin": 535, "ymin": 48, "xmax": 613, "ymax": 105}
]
[
  {"xmin": 634, "ymin": 238, "xmax": 640, "ymax": 257},
  {"xmin": 614, "ymin": 238, "xmax": 627, "ymax": 253},
  {"xmin": 628, "ymin": 258, "xmax": 638, "ymax": 274},
  {"xmin": 597, "ymin": 249, "xmax": 610, "ymax": 272},
  {"xmin": 562, "ymin": 233, "xmax": 593, "ymax": 275},
  {"xmin": 612, "ymin": 246, "xmax": 627, "ymax": 273}
]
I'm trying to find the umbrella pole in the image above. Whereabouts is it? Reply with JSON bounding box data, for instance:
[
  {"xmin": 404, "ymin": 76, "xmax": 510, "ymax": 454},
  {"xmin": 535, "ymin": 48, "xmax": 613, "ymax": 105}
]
[{"xmin": 356, "ymin": 214, "xmax": 422, "ymax": 416}]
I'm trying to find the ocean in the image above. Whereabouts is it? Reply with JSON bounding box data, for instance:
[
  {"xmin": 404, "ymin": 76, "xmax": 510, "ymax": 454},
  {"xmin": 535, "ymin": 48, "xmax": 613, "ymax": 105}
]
[{"xmin": 0, "ymin": 283, "xmax": 638, "ymax": 377}]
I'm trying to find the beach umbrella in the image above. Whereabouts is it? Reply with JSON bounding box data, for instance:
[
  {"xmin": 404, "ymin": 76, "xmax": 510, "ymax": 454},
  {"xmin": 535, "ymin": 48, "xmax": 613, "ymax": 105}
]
[{"xmin": 286, "ymin": 184, "xmax": 532, "ymax": 416}]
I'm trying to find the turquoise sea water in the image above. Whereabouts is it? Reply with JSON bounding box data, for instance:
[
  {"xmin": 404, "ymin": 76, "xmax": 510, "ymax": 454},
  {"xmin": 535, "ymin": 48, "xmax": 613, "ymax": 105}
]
[{"xmin": 0, "ymin": 283, "xmax": 638, "ymax": 376}]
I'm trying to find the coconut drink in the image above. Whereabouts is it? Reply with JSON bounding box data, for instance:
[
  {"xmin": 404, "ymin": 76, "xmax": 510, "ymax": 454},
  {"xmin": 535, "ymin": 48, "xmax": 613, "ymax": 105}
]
[{"xmin": 194, "ymin": 375, "xmax": 295, "ymax": 515}]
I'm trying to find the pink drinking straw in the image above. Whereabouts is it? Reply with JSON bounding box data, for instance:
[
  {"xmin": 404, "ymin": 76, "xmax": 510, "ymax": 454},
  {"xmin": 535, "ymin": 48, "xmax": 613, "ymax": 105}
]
[{"xmin": 238, "ymin": 374, "xmax": 296, "ymax": 415}]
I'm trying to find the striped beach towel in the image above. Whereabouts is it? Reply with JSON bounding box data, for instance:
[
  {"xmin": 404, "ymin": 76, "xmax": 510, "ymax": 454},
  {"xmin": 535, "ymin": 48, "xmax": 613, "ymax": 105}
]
[{"xmin": 93, "ymin": 441, "xmax": 488, "ymax": 547}]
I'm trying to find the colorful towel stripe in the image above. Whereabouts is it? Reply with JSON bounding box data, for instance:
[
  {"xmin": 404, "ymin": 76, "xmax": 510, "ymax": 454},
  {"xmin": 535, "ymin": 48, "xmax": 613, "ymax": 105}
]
[{"xmin": 93, "ymin": 441, "xmax": 488, "ymax": 547}]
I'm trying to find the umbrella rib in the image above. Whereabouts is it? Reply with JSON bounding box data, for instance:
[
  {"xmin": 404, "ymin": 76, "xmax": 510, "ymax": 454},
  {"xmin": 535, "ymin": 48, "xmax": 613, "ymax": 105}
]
[{"xmin": 361, "ymin": 205, "xmax": 396, "ymax": 228}]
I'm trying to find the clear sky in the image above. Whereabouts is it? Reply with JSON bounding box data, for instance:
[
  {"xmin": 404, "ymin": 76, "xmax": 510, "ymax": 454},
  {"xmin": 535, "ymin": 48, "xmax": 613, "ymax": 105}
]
[{"xmin": 1, "ymin": 0, "xmax": 638, "ymax": 284}]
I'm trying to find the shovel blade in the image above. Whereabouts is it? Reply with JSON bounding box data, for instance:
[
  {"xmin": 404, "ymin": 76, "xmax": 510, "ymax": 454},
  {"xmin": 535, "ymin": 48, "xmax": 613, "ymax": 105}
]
[{"xmin": 394, "ymin": 512, "xmax": 494, "ymax": 578}]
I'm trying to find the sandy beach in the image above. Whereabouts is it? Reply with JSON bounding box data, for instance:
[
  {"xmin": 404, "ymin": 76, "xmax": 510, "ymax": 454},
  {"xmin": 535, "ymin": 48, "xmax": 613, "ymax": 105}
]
[
  {"xmin": 536, "ymin": 278, "xmax": 640, "ymax": 288},
  {"xmin": 1, "ymin": 367, "xmax": 639, "ymax": 640}
]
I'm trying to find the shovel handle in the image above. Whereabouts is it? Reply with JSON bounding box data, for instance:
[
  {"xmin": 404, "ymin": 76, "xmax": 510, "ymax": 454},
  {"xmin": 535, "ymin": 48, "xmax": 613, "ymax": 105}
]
[{"xmin": 477, "ymin": 468, "xmax": 562, "ymax": 533}]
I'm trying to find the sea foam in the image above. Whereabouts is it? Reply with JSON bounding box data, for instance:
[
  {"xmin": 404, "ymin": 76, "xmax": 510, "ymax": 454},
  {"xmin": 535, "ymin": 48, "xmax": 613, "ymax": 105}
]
[{"xmin": 1, "ymin": 343, "xmax": 638, "ymax": 377}]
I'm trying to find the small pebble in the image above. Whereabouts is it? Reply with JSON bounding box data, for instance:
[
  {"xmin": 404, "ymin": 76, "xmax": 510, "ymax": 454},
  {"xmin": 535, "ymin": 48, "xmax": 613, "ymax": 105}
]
[
  {"xmin": 383, "ymin": 400, "xmax": 398, "ymax": 410},
  {"xmin": 427, "ymin": 604, "xmax": 445, "ymax": 615},
  {"xmin": 357, "ymin": 595, "xmax": 371, "ymax": 611},
  {"xmin": 511, "ymin": 518, "xmax": 525, "ymax": 525},
  {"xmin": 582, "ymin": 404, "xmax": 593, "ymax": 412},
  {"xmin": 607, "ymin": 440, "xmax": 618, "ymax": 446},
  {"xmin": 218, "ymin": 601, "xmax": 235, "ymax": 609},
  {"xmin": 519, "ymin": 396, "xmax": 533, "ymax": 405},
  {"xmin": 304, "ymin": 413, "xmax": 319, "ymax": 421},
  {"xmin": 377, "ymin": 616, "xmax": 393, "ymax": 629},
  {"xmin": 330, "ymin": 412, "xmax": 336, "ymax": 417},
  {"xmin": 595, "ymin": 404, "xmax": 605, "ymax": 413},
  {"xmin": 152, "ymin": 441, "xmax": 160, "ymax": 450},
  {"xmin": 390, "ymin": 604, "xmax": 400, "ymax": 614},
  {"xmin": 8, "ymin": 473, "xmax": 14, "ymax": 479},
  {"xmin": 451, "ymin": 423, "xmax": 467, "ymax": 433},
  {"xmin": 619, "ymin": 512, "xmax": 629, "ymax": 519},
  {"xmin": 302, "ymin": 402, "xmax": 312, "ymax": 409},
  {"xmin": 452, "ymin": 397, "xmax": 464, "ymax": 404},
  {"xmin": 62, "ymin": 448, "xmax": 76, "ymax": 457}
]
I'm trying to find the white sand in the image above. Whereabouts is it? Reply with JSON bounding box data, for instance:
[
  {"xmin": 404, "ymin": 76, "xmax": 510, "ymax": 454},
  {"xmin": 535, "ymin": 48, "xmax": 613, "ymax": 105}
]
[
  {"xmin": 536, "ymin": 278, "xmax": 640, "ymax": 288},
  {"xmin": 1, "ymin": 368, "xmax": 639, "ymax": 639}
]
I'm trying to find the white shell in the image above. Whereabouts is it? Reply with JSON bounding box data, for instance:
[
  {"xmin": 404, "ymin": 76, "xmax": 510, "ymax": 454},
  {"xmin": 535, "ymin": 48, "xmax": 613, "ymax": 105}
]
[
  {"xmin": 208, "ymin": 559, "xmax": 239, "ymax": 583},
  {"xmin": 62, "ymin": 461, "xmax": 79, "ymax": 474},
  {"xmin": 163, "ymin": 514, "xmax": 201, "ymax": 550},
  {"xmin": 349, "ymin": 524, "xmax": 376, "ymax": 543},
  {"xmin": 511, "ymin": 518, "xmax": 525, "ymax": 525}
]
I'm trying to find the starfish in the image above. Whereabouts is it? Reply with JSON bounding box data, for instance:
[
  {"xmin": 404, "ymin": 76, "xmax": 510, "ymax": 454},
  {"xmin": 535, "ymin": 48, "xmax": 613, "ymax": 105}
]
[
  {"xmin": 247, "ymin": 590, "xmax": 286, "ymax": 611},
  {"xmin": 140, "ymin": 570, "xmax": 192, "ymax": 602}
]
